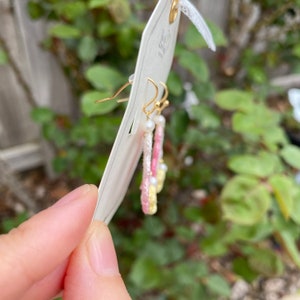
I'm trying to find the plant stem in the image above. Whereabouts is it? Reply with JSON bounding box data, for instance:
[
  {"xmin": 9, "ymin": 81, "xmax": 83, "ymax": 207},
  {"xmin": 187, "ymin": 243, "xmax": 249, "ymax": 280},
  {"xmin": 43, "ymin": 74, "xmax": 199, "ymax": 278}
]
[{"xmin": 0, "ymin": 34, "xmax": 37, "ymax": 108}]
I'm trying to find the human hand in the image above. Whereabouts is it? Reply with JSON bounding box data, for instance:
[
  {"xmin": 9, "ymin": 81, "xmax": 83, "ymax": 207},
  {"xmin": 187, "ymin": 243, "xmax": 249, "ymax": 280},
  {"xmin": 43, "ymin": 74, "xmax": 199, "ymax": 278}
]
[{"xmin": 0, "ymin": 184, "xmax": 131, "ymax": 300}]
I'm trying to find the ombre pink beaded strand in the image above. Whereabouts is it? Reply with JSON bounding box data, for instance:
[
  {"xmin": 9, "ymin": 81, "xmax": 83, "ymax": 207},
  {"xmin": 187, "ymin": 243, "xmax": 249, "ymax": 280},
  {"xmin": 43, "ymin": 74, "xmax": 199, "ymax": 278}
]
[
  {"xmin": 152, "ymin": 114, "xmax": 168, "ymax": 193},
  {"xmin": 141, "ymin": 82, "xmax": 169, "ymax": 215},
  {"xmin": 141, "ymin": 118, "xmax": 157, "ymax": 214}
]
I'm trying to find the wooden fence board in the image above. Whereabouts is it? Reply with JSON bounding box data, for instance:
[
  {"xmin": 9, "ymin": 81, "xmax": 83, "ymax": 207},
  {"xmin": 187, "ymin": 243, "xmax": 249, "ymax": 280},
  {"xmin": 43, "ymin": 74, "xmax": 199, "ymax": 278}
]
[
  {"xmin": 0, "ymin": 0, "xmax": 37, "ymax": 149},
  {"xmin": 0, "ymin": 0, "xmax": 74, "ymax": 173}
]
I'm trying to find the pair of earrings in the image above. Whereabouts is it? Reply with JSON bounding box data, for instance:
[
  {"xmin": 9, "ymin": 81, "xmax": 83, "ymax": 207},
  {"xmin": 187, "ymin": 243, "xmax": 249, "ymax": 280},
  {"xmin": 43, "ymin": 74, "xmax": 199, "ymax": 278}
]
[
  {"xmin": 141, "ymin": 79, "xmax": 169, "ymax": 215},
  {"xmin": 97, "ymin": 77, "xmax": 169, "ymax": 215}
]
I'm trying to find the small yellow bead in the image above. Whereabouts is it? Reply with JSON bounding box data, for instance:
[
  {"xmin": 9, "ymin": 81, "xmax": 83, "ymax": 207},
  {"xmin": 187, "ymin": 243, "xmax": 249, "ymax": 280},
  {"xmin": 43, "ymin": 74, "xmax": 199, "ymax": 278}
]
[
  {"xmin": 148, "ymin": 184, "xmax": 157, "ymax": 214},
  {"xmin": 156, "ymin": 168, "xmax": 166, "ymax": 193}
]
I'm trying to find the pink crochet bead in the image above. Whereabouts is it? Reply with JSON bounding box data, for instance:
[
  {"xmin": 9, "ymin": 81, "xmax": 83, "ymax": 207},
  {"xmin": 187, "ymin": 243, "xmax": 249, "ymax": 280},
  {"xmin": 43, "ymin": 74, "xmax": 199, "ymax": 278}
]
[
  {"xmin": 141, "ymin": 119, "xmax": 155, "ymax": 214},
  {"xmin": 151, "ymin": 115, "xmax": 165, "ymax": 177}
]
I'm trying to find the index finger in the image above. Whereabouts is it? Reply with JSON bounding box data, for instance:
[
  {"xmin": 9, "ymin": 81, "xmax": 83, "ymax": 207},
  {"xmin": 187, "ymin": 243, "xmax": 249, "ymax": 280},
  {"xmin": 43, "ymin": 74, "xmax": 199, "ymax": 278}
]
[{"xmin": 0, "ymin": 184, "xmax": 98, "ymax": 299}]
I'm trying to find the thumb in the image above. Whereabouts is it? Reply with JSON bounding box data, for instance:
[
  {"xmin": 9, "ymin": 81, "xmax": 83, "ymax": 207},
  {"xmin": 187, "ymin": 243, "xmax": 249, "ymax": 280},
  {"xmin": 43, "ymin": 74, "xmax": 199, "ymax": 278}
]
[{"xmin": 63, "ymin": 221, "xmax": 131, "ymax": 300}]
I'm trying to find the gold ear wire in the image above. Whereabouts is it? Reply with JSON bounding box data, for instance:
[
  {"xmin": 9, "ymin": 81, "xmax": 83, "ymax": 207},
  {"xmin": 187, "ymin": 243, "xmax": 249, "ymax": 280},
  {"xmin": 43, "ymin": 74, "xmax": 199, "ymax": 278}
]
[
  {"xmin": 143, "ymin": 80, "xmax": 170, "ymax": 117},
  {"xmin": 95, "ymin": 80, "xmax": 132, "ymax": 103},
  {"xmin": 143, "ymin": 78, "xmax": 159, "ymax": 117},
  {"xmin": 155, "ymin": 82, "xmax": 169, "ymax": 114}
]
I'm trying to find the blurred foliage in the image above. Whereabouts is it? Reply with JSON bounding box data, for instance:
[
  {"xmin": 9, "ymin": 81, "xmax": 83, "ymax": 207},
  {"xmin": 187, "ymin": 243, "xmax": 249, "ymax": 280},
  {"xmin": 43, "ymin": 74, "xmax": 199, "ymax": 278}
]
[
  {"xmin": 1, "ymin": 212, "xmax": 29, "ymax": 233},
  {"xmin": 11, "ymin": 0, "xmax": 300, "ymax": 298},
  {"xmin": 0, "ymin": 47, "xmax": 8, "ymax": 65}
]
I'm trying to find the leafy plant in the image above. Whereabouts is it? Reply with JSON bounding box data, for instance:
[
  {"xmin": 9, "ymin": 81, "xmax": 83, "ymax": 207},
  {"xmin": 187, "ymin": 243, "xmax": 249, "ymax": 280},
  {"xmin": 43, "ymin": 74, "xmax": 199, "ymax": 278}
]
[{"xmin": 29, "ymin": 0, "xmax": 143, "ymax": 182}]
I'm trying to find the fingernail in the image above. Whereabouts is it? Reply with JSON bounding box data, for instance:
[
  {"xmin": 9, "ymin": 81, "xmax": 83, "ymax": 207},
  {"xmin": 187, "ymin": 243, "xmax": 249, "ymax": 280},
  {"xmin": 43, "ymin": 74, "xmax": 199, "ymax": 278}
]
[
  {"xmin": 87, "ymin": 223, "xmax": 120, "ymax": 276},
  {"xmin": 53, "ymin": 184, "xmax": 92, "ymax": 208}
]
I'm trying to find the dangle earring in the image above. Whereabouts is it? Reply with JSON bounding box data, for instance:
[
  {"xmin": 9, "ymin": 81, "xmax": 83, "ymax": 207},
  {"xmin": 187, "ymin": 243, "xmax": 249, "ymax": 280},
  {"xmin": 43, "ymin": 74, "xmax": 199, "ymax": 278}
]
[
  {"xmin": 95, "ymin": 76, "xmax": 169, "ymax": 216},
  {"xmin": 140, "ymin": 78, "xmax": 159, "ymax": 215},
  {"xmin": 150, "ymin": 82, "xmax": 169, "ymax": 194},
  {"xmin": 141, "ymin": 81, "xmax": 169, "ymax": 215}
]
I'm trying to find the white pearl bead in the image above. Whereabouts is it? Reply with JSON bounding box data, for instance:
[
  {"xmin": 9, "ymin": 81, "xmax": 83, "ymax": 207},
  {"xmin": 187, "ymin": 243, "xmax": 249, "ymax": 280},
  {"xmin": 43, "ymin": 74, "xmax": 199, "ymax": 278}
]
[
  {"xmin": 159, "ymin": 163, "xmax": 168, "ymax": 171},
  {"xmin": 154, "ymin": 115, "xmax": 165, "ymax": 126},
  {"xmin": 145, "ymin": 119, "xmax": 155, "ymax": 132},
  {"xmin": 150, "ymin": 176, "xmax": 158, "ymax": 186}
]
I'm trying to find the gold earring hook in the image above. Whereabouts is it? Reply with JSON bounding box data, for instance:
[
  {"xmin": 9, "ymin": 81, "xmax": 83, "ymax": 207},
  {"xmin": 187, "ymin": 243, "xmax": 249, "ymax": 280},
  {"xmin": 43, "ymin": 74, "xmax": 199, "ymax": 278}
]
[
  {"xmin": 155, "ymin": 82, "xmax": 169, "ymax": 114},
  {"xmin": 143, "ymin": 78, "xmax": 159, "ymax": 117},
  {"xmin": 143, "ymin": 81, "xmax": 169, "ymax": 117},
  {"xmin": 95, "ymin": 77, "xmax": 133, "ymax": 103}
]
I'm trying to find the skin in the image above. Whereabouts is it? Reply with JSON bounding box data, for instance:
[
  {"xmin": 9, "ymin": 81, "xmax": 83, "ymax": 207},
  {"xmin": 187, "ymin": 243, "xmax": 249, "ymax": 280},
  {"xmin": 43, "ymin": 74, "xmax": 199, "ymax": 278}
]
[{"xmin": 0, "ymin": 184, "xmax": 131, "ymax": 300}]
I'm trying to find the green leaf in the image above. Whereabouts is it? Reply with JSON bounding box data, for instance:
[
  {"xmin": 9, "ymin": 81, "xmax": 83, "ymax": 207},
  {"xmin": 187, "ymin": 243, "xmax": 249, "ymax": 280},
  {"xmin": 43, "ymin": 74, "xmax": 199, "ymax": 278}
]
[
  {"xmin": 116, "ymin": 26, "xmax": 136, "ymax": 57},
  {"xmin": 225, "ymin": 221, "xmax": 274, "ymax": 244},
  {"xmin": 228, "ymin": 152, "xmax": 281, "ymax": 178},
  {"xmin": 194, "ymin": 81, "xmax": 216, "ymax": 101},
  {"xmin": 215, "ymin": 89, "xmax": 254, "ymax": 112},
  {"xmin": 53, "ymin": 2, "xmax": 87, "ymax": 20},
  {"xmin": 205, "ymin": 275, "xmax": 231, "ymax": 297},
  {"xmin": 207, "ymin": 21, "xmax": 228, "ymax": 47},
  {"xmin": 233, "ymin": 257, "xmax": 258, "ymax": 282},
  {"xmin": 141, "ymin": 239, "xmax": 184, "ymax": 266},
  {"xmin": 178, "ymin": 50, "xmax": 209, "ymax": 82},
  {"xmin": 248, "ymin": 248, "xmax": 284, "ymax": 276},
  {"xmin": 52, "ymin": 155, "xmax": 69, "ymax": 174},
  {"xmin": 97, "ymin": 19, "xmax": 116, "ymax": 37},
  {"xmin": 201, "ymin": 223, "xmax": 228, "ymax": 256},
  {"xmin": 74, "ymin": 14, "xmax": 94, "ymax": 34},
  {"xmin": 129, "ymin": 257, "xmax": 166, "ymax": 290},
  {"xmin": 291, "ymin": 188, "xmax": 300, "ymax": 224},
  {"xmin": 94, "ymin": 116, "xmax": 121, "ymax": 143},
  {"xmin": 184, "ymin": 21, "xmax": 227, "ymax": 50},
  {"xmin": 263, "ymin": 127, "xmax": 288, "ymax": 151},
  {"xmin": 175, "ymin": 226, "xmax": 197, "ymax": 241},
  {"xmin": 184, "ymin": 23, "xmax": 207, "ymax": 50},
  {"xmin": 43, "ymin": 124, "xmax": 67, "ymax": 147},
  {"xmin": 2, "ymin": 212, "xmax": 29, "ymax": 233},
  {"xmin": 278, "ymin": 230, "xmax": 300, "ymax": 268},
  {"xmin": 164, "ymin": 240, "xmax": 185, "ymax": 263},
  {"xmin": 141, "ymin": 242, "xmax": 169, "ymax": 266},
  {"xmin": 168, "ymin": 110, "xmax": 189, "ymax": 145},
  {"xmin": 0, "ymin": 48, "xmax": 8, "ymax": 65},
  {"xmin": 27, "ymin": 1, "xmax": 45, "ymax": 20},
  {"xmin": 89, "ymin": 0, "xmax": 110, "ymax": 9},
  {"xmin": 183, "ymin": 207, "xmax": 202, "ymax": 222},
  {"xmin": 269, "ymin": 174, "xmax": 295, "ymax": 220},
  {"xmin": 190, "ymin": 105, "xmax": 221, "ymax": 129},
  {"xmin": 221, "ymin": 176, "xmax": 271, "ymax": 225},
  {"xmin": 49, "ymin": 24, "xmax": 81, "ymax": 39},
  {"xmin": 167, "ymin": 71, "xmax": 183, "ymax": 96},
  {"xmin": 280, "ymin": 145, "xmax": 300, "ymax": 169},
  {"xmin": 31, "ymin": 107, "xmax": 55, "ymax": 124},
  {"xmin": 85, "ymin": 64, "xmax": 124, "ymax": 91},
  {"xmin": 81, "ymin": 91, "xmax": 118, "ymax": 116},
  {"xmin": 248, "ymin": 65, "xmax": 267, "ymax": 84},
  {"xmin": 174, "ymin": 261, "xmax": 208, "ymax": 285},
  {"xmin": 70, "ymin": 121, "xmax": 101, "ymax": 147},
  {"xmin": 78, "ymin": 36, "xmax": 98, "ymax": 62},
  {"xmin": 143, "ymin": 217, "xmax": 166, "ymax": 238},
  {"xmin": 232, "ymin": 105, "xmax": 280, "ymax": 137},
  {"xmin": 292, "ymin": 43, "xmax": 300, "ymax": 58}
]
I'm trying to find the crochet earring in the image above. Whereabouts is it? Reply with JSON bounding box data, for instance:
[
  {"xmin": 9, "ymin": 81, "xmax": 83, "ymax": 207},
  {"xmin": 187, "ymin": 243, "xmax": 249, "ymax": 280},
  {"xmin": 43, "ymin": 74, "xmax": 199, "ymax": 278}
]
[
  {"xmin": 141, "ymin": 81, "xmax": 169, "ymax": 215},
  {"xmin": 95, "ymin": 77, "xmax": 169, "ymax": 215}
]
